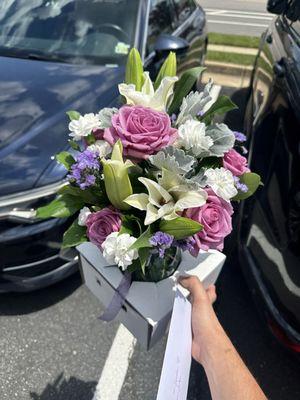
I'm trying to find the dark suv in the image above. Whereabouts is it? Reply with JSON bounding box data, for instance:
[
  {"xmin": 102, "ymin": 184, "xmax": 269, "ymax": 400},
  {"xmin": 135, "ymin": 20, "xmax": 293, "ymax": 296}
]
[
  {"xmin": 240, "ymin": 0, "xmax": 300, "ymax": 353},
  {"xmin": 0, "ymin": 0, "xmax": 207, "ymax": 292}
]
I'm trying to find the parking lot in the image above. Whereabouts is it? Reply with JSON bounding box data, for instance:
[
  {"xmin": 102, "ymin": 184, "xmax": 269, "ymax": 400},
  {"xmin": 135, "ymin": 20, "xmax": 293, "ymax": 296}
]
[{"xmin": 1, "ymin": 0, "xmax": 300, "ymax": 399}]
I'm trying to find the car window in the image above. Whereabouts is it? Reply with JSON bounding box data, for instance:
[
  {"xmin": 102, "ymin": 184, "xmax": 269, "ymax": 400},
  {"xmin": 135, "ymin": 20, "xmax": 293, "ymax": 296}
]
[
  {"xmin": 0, "ymin": 0, "xmax": 140, "ymax": 65},
  {"xmin": 173, "ymin": 0, "xmax": 196, "ymax": 25},
  {"xmin": 147, "ymin": 0, "xmax": 176, "ymax": 54}
]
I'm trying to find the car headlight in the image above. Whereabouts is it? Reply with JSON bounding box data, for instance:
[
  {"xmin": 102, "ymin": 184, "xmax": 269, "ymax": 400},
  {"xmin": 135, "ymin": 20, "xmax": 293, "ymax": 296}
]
[{"xmin": 0, "ymin": 180, "xmax": 67, "ymax": 223}]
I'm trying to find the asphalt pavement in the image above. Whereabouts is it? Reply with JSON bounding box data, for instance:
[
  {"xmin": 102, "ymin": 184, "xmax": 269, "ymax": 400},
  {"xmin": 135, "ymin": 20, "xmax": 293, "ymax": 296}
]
[{"xmin": 199, "ymin": 0, "xmax": 273, "ymax": 36}]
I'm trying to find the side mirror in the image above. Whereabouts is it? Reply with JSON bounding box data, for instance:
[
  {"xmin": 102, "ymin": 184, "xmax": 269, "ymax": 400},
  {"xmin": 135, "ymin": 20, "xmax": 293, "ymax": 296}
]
[
  {"xmin": 154, "ymin": 34, "xmax": 189, "ymax": 54},
  {"xmin": 267, "ymin": 0, "xmax": 287, "ymax": 15}
]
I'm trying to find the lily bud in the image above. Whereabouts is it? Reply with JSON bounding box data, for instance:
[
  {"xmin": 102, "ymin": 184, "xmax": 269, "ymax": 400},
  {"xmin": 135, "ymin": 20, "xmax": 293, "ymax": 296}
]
[
  {"xmin": 102, "ymin": 140, "xmax": 133, "ymax": 210},
  {"xmin": 154, "ymin": 52, "xmax": 177, "ymax": 90},
  {"xmin": 125, "ymin": 48, "xmax": 144, "ymax": 91}
]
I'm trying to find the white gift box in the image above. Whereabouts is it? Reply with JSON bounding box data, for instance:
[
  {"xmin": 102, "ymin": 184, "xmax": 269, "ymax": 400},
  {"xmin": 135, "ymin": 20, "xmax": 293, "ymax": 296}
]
[{"xmin": 77, "ymin": 242, "xmax": 226, "ymax": 350}]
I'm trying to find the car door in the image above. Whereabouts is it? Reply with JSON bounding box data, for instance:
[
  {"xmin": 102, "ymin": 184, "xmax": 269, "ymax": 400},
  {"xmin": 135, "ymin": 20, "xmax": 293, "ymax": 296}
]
[
  {"xmin": 241, "ymin": 15, "xmax": 300, "ymax": 332},
  {"xmin": 144, "ymin": 0, "xmax": 206, "ymax": 78}
]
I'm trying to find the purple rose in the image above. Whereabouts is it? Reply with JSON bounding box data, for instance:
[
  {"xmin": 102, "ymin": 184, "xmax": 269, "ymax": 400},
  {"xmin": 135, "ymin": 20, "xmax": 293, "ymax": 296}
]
[
  {"xmin": 183, "ymin": 189, "xmax": 233, "ymax": 253},
  {"xmin": 223, "ymin": 149, "xmax": 250, "ymax": 177},
  {"xmin": 86, "ymin": 207, "xmax": 122, "ymax": 248},
  {"xmin": 103, "ymin": 105, "xmax": 178, "ymax": 160}
]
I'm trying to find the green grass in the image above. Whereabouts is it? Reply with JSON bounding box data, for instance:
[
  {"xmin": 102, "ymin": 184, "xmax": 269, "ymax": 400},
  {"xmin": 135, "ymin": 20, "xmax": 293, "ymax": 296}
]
[
  {"xmin": 207, "ymin": 50, "xmax": 256, "ymax": 66},
  {"xmin": 208, "ymin": 33, "xmax": 260, "ymax": 49}
]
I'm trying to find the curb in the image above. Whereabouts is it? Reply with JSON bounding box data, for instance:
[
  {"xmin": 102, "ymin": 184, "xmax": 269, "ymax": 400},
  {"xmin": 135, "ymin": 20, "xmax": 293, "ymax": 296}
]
[{"xmin": 205, "ymin": 60, "xmax": 253, "ymax": 77}]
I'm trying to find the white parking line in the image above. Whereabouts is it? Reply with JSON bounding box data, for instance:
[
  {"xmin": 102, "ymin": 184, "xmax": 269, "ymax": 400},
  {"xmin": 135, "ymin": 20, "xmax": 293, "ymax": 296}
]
[
  {"xmin": 204, "ymin": 8, "xmax": 271, "ymax": 17},
  {"xmin": 93, "ymin": 324, "xmax": 136, "ymax": 400},
  {"xmin": 207, "ymin": 19, "xmax": 269, "ymax": 28},
  {"xmin": 206, "ymin": 12, "xmax": 273, "ymax": 21}
]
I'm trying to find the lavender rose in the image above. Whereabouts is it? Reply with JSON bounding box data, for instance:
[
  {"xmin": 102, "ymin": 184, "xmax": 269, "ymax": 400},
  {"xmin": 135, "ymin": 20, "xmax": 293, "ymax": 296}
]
[
  {"xmin": 86, "ymin": 208, "xmax": 122, "ymax": 248},
  {"xmin": 184, "ymin": 189, "xmax": 233, "ymax": 254},
  {"xmin": 223, "ymin": 149, "xmax": 250, "ymax": 177},
  {"xmin": 103, "ymin": 105, "xmax": 178, "ymax": 159}
]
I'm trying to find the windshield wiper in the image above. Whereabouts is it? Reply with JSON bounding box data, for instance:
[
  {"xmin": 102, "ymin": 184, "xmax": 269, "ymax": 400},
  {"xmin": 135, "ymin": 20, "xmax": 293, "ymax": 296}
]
[{"xmin": 26, "ymin": 53, "xmax": 68, "ymax": 63}]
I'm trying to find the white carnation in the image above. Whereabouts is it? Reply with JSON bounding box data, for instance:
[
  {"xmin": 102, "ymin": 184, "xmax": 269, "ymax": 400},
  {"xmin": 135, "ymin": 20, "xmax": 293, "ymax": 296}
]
[
  {"xmin": 205, "ymin": 167, "xmax": 238, "ymax": 202},
  {"xmin": 78, "ymin": 207, "xmax": 91, "ymax": 226},
  {"xmin": 177, "ymin": 120, "xmax": 213, "ymax": 157},
  {"xmin": 102, "ymin": 232, "xmax": 138, "ymax": 270},
  {"xmin": 97, "ymin": 107, "xmax": 118, "ymax": 129},
  {"xmin": 87, "ymin": 140, "xmax": 112, "ymax": 158},
  {"xmin": 68, "ymin": 113, "xmax": 101, "ymax": 141}
]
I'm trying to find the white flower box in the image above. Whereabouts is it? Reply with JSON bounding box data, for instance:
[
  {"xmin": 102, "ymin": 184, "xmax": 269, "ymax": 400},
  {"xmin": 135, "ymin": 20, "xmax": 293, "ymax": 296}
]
[{"xmin": 77, "ymin": 242, "xmax": 226, "ymax": 350}]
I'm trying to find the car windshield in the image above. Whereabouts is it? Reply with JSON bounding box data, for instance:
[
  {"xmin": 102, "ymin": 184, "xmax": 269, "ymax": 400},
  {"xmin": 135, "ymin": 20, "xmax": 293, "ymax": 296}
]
[{"xmin": 0, "ymin": 0, "xmax": 140, "ymax": 65}]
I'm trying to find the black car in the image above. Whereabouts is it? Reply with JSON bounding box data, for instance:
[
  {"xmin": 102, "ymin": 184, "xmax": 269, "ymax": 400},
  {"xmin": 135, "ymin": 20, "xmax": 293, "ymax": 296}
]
[
  {"xmin": 240, "ymin": 0, "xmax": 300, "ymax": 353},
  {"xmin": 0, "ymin": 0, "xmax": 207, "ymax": 292}
]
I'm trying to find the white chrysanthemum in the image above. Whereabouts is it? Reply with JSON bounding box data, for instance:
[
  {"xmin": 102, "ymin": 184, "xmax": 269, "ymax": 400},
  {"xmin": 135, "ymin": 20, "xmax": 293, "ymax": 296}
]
[
  {"xmin": 102, "ymin": 232, "xmax": 138, "ymax": 270},
  {"xmin": 97, "ymin": 107, "xmax": 118, "ymax": 129},
  {"xmin": 78, "ymin": 207, "xmax": 91, "ymax": 226},
  {"xmin": 87, "ymin": 140, "xmax": 112, "ymax": 158},
  {"xmin": 177, "ymin": 120, "xmax": 213, "ymax": 157},
  {"xmin": 205, "ymin": 167, "xmax": 238, "ymax": 202},
  {"xmin": 68, "ymin": 113, "xmax": 101, "ymax": 141}
]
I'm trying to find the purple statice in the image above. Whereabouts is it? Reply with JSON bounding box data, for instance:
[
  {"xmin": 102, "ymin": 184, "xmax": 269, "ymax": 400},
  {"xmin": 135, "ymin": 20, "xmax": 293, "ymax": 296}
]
[
  {"xmin": 197, "ymin": 110, "xmax": 205, "ymax": 117},
  {"xmin": 149, "ymin": 231, "xmax": 174, "ymax": 258},
  {"xmin": 233, "ymin": 131, "xmax": 247, "ymax": 143},
  {"xmin": 174, "ymin": 236, "xmax": 196, "ymax": 253},
  {"xmin": 234, "ymin": 176, "xmax": 248, "ymax": 193},
  {"xmin": 68, "ymin": 149, "xmax": 100, "ymax": 190},
  {"xmin": 171, "ymin": 113, "xmax": 177, "ymax": 123}
]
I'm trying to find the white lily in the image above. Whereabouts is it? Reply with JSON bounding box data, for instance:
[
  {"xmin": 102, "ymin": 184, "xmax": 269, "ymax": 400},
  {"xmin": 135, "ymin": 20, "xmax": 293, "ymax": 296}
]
[
  {"xmin": 118, "ymin": 71, "xmax": 178, "ymax": 112},
  {"xmin": 124, "ymin": 169, "xmax": 207, "ymax": 225}
]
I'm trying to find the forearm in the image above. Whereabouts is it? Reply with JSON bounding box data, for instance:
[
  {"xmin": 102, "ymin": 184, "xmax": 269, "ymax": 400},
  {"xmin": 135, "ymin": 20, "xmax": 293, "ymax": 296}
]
[{"xmin": 201, "ymin": 326, "xmax": 267, "ymax": 400}]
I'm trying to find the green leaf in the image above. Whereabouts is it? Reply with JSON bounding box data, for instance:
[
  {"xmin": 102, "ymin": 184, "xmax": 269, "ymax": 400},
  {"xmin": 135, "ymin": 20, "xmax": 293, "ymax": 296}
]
[
  {"xmin": 55, "ymin": 151, "xmax": 75, "ymax": 170},
  {"xmin": 125, "ymin": 48, "xmax": 144, "ymax": 91},
  {"xmin": 129, "ymin": 226, "xmax": 153, "ymax": 250},
  {"xmin": 62, "ymin": 219, "xmax": 87, "ymax": 249},
  {"xmin": 66, "ymin": 110, "xmax": 81, "ymax": 121},
  {"xmin": 58, "ymin": 184, "xmax": 104, "ymax": 205},
  {"xmin": 200, "ymin": 95, "xmax": 238, "ymax": 125},
  {"xmin": 68, "ymin": 139, "xmax": 81, "ymax": 151},
  {"xmin": 197, "ymin": 156, "xmax": 223, "ymax": 170},
  {"xmin": 154, "ymin": 52, "xmax": 177, "ymax": 90},
  {"xmin": 233, "ymin": 172, "xmax": 262, "ymax": 201},
  {"xmin": 138, "ymin": 247, "xmax": 151, "ymax": 275},
  {"xmin": 119, "ymin": 214, "xmax": 142, "ymax": 236},
  {"xmin": 36, "ymin": 194, "xmax": 84, "ymax": 219},
  {"xmin": 160, "ymin": 217, "xmax": 203, "ymax": 240},
  {"xmin": 168, "ymin": 66, "xmax": 206, "ymax": 114}
]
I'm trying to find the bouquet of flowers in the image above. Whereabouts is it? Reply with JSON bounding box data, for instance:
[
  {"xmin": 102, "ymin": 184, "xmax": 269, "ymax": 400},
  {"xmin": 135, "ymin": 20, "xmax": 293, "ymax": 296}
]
[{"xmin": 37, "ymin": 49, "xmax": 261, "ymax": 282}]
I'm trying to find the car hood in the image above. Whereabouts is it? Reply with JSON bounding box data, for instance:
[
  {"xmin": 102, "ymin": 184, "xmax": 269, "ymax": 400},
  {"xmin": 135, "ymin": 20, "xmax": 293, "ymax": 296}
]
[{"xmin": 0, "ymin": 56, "xmax": 124, "ymax": 196}]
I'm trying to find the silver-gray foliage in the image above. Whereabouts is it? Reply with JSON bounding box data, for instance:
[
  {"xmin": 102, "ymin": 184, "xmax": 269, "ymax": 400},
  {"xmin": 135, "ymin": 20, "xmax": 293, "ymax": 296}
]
[
  {"xmin": 206, "ymin": 123, "xmax": 235, "ymax": 157},
  {"xmin": 176, "ymin": 80, "xmax": 213, "ymax": 126},
  {"xmin": 149, "ymin": 146, "xmax": 196, "ymax": 175}
]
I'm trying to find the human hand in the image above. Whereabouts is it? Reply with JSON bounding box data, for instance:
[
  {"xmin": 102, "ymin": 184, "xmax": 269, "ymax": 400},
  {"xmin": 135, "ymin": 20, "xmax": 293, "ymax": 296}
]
[{"xmin": 179, "ymin": 276, "xmax": 224, "ymax": 365}]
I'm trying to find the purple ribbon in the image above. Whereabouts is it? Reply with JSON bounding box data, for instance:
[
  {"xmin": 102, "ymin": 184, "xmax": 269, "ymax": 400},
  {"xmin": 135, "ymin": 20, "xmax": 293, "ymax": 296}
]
[{"xmin": 99, "ymin": 271, "xmax": 132, "ymax": 322}]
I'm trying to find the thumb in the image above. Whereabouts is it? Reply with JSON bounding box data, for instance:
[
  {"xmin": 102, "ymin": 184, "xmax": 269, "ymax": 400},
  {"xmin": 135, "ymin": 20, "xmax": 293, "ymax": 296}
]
[{"xmin": 179, "ymin": 276, "xmax": 207, "ymax": 302}]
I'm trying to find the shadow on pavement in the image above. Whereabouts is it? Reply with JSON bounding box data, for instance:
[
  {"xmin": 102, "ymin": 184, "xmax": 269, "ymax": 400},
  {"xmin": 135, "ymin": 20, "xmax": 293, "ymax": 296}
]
[
  {"xmin": 30, "ymin": 373, "xmax": 96, "ymax": 400},
  {"xmin": 0, "ymin": 272, "xmax": 82, "ymax": 316}
]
